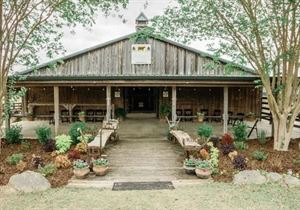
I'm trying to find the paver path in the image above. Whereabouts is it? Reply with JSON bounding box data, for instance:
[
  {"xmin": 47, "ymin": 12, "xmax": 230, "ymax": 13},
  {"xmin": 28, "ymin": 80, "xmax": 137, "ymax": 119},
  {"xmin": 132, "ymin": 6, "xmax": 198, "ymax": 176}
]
[{"xmin": 93, "ymin": 113, "xmax": 197, "ymax": 181}]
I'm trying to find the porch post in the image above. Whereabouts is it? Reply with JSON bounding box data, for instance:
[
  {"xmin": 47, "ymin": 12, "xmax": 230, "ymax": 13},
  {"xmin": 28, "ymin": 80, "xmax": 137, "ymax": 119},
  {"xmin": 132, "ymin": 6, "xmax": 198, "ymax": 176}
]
[
  {"xmin": 106, "ymin": 85, "xmax": 111, "ymax": 121},
  {"xmin": 172, "ymin": 86, "xmax": 177, "ymax": 123},
  {"xmin": 54, "ymin": 86, "xmax": 59, "ymax": 135},
  {"xmin": 22, "ymin": 92, "xmax": 28, "ymax": 115},
  {"xmin": 223, "ymin": 86, "xmax": 229, "ymax": 134}
]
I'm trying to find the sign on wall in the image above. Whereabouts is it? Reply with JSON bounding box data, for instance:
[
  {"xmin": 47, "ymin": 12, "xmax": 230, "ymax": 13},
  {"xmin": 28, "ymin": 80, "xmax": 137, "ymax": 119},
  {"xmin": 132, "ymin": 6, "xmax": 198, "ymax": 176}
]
[
  {"xmin": 131, "ymin": 44, "xmax": 151, "ymax": 64},
  {"xmin": 114, "ymin": 91, "xmax": 120, "ymax": 98},
  {"xmin": 163, "ymin": 91, "xmax": 169, "ymax": 98}
]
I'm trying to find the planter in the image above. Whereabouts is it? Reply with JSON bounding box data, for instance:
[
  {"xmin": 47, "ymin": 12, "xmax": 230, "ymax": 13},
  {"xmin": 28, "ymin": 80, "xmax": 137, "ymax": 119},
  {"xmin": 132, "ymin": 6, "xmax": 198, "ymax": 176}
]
[
  {"xmin": 195, "ymin": 168, "xmax": 212, "ymax": 179},
  {"xmin": 197, "ymin": 116, "xmax": 204, "ymax": 123},
  {"xmin": 73, "ymin": 167, "xmax": 90, "ymax": 179},
  {"xmin": 93, "ymin": 165, "xmax": 108, "ymax": 176},
  {"xmin": 183, "ymin": 165, "xmax": 196, "ymax": 175}
]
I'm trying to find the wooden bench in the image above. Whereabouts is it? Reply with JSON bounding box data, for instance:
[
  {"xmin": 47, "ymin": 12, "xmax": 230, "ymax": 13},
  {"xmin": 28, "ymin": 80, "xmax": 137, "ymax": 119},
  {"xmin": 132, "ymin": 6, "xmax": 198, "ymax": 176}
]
[
  {"xmin": 88, "ymin": 120, "xmax": 119, "ymax": 155},
  {"xmin": 169, "ymin": 130, "xmax": 201, "ymax": 157}
]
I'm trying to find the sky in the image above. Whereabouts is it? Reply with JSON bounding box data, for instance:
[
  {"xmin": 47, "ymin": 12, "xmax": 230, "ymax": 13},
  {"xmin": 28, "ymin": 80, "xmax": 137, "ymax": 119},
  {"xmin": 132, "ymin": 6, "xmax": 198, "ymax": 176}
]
[{"xmin": 37, "ymin": 0, "xmax": 208, "ymax": 65}]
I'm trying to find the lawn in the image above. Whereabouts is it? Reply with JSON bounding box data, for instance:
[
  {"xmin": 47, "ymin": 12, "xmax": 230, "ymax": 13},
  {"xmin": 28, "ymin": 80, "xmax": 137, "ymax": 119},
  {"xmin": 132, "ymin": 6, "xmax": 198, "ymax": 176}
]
[{"xmin": 1, "ymin": 183, "xmax": 299, "ymax": 210}]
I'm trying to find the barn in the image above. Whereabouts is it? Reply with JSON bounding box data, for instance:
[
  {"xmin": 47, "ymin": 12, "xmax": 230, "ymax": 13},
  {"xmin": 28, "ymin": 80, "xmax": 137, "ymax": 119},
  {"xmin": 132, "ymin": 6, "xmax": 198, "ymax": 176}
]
[{"xmin": 16, "ymin": 13, "xmax": 261, "ymax": 135}]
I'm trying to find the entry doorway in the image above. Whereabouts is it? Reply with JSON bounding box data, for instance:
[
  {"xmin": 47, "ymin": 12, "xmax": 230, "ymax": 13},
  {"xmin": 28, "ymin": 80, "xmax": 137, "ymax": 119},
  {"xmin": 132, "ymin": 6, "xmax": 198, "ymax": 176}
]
[{"xmin": 126, "ymin": 87, "xmax": 157, "ymax": 113}]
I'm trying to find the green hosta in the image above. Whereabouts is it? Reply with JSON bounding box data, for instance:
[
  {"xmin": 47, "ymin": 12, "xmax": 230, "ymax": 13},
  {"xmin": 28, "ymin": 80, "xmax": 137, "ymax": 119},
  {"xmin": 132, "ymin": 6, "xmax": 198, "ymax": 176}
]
[
  {"xmin": 234, "ymin": 141, "xmax": 248, "ymax": 151},
  {"xmin": 55, "ymin": 135, "xmax": 72, "ymax": 154},
  {"xmin": 7, "ymin": 153, "xmax": 23, "ymax": 165},
  {"xmin": 232, "ymin": 122, "xmax": 248, "ymax": 142},
  {"xmin": 93, "ymin": 158, "xmax": 109, "ymax": 167}
]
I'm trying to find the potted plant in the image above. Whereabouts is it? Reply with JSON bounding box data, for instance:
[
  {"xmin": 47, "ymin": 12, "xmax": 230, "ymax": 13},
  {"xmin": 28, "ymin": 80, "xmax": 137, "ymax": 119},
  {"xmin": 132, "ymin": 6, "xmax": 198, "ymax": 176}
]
[
  {"xmin": 73, "ymin": 159, "xmax": 90, "ymax": 179},
  {"xmin": 183, "ymin": 158, "xmax": 197, "ymax": 175},
  {"xmin": 115, "ymin": 108, "xmax": 126, "ymax": 122},
  {"xmin": 195, "ymin": 160, "xmax": 212, "ymax": 179},
  {"xmin": 92, "ymin": 158, "xmax": 109, "ymax": 176},
  {"xmin": 245, "ymin": 112, "xmax": 256, "ymax": 121},
  {"xmin": 78, "ymin": 111, "xmax": 85, "ymax": 122},
  {"xmin": 197, "ymin": 112, "xmax": 205, "ymax": 122},
  {"xmin": 159, "ymin": 103, "xmax": 171, "ymax": 121},
  {"xmin": 27, "ymin": 112, "xmax": 34, "ymax": 121}
]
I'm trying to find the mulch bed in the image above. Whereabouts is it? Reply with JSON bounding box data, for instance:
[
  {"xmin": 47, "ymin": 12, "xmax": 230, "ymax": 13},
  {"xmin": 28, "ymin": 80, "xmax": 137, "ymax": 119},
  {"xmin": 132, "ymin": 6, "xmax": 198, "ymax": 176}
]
[
  {"xmin": 0, "ymin": 139, "xmax": 74, "ymax": 187},
  {"xmin": 213, "ymin": 138, "xmax": 300, "ymax": 182}
]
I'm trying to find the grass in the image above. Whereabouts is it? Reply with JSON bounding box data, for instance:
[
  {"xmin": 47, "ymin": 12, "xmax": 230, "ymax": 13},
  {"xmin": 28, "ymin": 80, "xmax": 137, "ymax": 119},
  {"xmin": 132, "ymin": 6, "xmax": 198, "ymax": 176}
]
[{"xmin": 1, "ymin": 183, "xmax": 299, "ymax": 210}]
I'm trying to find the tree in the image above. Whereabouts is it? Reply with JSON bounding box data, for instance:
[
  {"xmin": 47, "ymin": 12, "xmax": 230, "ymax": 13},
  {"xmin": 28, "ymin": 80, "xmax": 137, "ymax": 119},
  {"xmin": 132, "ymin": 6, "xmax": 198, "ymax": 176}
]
[
  {"xmin": 152, "ymin": 0, "xmax": 300, "ymax": 151},
  {"xmin": 0, "ymin": 0, "xmax": 128, "ymax": 138}
]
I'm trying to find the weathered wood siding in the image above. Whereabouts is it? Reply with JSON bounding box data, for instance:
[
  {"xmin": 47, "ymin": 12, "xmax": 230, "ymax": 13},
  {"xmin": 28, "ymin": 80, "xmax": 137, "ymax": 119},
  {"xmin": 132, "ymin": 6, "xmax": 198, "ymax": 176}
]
[{"xmin": 28, "ymin": 38, "xmax": 254, "ymax": 77}]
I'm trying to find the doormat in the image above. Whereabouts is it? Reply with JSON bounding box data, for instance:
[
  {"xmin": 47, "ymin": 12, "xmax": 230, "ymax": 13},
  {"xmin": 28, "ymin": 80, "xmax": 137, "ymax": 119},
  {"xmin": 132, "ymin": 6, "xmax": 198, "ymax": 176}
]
[{"xmin": 112, "ymin": 181, "xmax": 175, "ymax": 191}]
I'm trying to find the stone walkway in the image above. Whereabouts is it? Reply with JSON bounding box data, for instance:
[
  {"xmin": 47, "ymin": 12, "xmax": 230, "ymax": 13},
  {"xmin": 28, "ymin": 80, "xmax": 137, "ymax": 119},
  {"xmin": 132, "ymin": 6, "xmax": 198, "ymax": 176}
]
[{"xmin": 69, "ymin": 114, "xmax": 197, "ymax": 186}]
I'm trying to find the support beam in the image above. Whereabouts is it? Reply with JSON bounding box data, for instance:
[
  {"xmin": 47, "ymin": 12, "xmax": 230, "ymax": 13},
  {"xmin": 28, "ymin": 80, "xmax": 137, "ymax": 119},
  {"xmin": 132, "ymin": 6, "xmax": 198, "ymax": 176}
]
[
  {"xmin": 223, "ymin": 86, "xmax": 229, "ymax": 134},
  {"xmin": 22, "ymin": 92, "xmax": 28, "ymax": 116},
  {"xmin": 106, "ymin": 86, "xmax": 111, "ymax": 121},
  {"xmin": 54, "ymin": 86, "xmax": 59, "ymax": 135},
  {"xmin": 172, "ymin": 86, "xmax": 177, "ymax": 123}
]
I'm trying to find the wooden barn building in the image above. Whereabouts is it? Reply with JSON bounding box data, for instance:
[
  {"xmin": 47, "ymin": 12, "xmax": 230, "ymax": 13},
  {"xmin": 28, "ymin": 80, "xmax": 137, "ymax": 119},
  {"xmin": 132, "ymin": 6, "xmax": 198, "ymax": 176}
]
[{"xmin": 16, "ymin": 13, "xmax": 261, "ymax": 135}]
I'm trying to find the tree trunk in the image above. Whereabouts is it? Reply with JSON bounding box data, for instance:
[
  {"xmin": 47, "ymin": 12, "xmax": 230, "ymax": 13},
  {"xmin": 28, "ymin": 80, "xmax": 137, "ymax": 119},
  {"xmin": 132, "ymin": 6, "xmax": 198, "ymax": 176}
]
[{"xmin": 272, "ymin": 113, "xmax": 293, "ymax": 151}]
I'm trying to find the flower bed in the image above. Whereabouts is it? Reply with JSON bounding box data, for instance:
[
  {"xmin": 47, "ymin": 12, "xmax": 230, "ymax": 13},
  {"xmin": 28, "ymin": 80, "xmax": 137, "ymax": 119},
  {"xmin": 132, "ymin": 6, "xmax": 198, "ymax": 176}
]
[{"xmin": 213, "ymin": 139, "xmax": 300, "ymax": 182}]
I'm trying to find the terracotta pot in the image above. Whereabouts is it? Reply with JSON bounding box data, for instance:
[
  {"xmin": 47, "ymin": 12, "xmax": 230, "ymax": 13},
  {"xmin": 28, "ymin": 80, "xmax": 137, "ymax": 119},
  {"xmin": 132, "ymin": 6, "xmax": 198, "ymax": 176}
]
[
  {"xmin": 195, "ymin": 168, "xmax": 212, "ymax": 179},
  {"xmin": 79, "ymin": 115, "xmax": 85, "ymax": 122},
  {"xmin": 93, "ymin": 166, "xmax": 108, "ymax": 176},
  {"xmin": 197, "ymin": 116, "xmax": 204, "ymax": 123},
  {"xmin": 73, "ymin": 167, "xmax": 90, "ymax": 179},
  {"xmin": 183, "ymin": 165, "xmax": 196, "ymax": 175}
]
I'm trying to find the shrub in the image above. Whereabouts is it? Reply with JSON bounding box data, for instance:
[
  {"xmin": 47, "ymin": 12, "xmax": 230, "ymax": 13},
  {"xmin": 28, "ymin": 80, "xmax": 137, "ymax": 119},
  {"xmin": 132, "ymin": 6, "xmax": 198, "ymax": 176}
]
[
  {"xmin": 68, "ymin": 149, "xmax": 81, "ymax": 160},
  {"xmin": 93, "ymin": 158, "xmax": 109, "ymax": 167},
  {"xmin": 197, "ymin": 124, "xmax": 213, "ymax": 139},
  {"xmin": 221, "ymin": 144, "xmax": 234, "ymax": 155},
  {"xmin": 42, "ymin": 139, "xmax": 56, "ymax": 152},
  {"xmin": 207, "ymin": 142, "xmax": 219, "ymax": 174},
  {"xmin": 210, "ymin": 136, "xmax": 220, "ymax": 147},
  {"xmin": 7, "ymin": 153, "xmax": 23, "ymax": 165},
  {"xmin": 5, "ymin": 125, "xmax": 23, "ymax": 144},
  {"xmin": 252, "ymin": 150, "xmax": 268, "ymax": 161},
  {"xmin": 31, "ymin": 155, "xmax": 44, "ymax": 168},
  {"xmin": 69, "ymin": 122, "xmax": 87, "ymax": 144},
  {"xmin": 221, "ymin": 133, "xmax": 233, "ymax": 145},
  {"xmin": 75, "ymin": 142, "xmax": 87, "ymax": 154},
  {"xmin": 234, "ymin": 141, "xmax": 248, "ymax": 151},
  {"xmin": 159, "ymin": 103, "xmax": 171, "ymax": 118},
  {"xmin": 54, "ymin": 155, "xmax": 72, "ymax": 169},
  {"xmin": 38, "ymin": 164, "xmax": 56, "ymax": 177},
  {"xmin": 257, "ymin": 130, "xmax": 267, "ymax": 145},
  {"xmin": 55, "ymin": 135, "xmax": 72, "ymax": 154},
  {"xmin": 232, "ymin": 155, "xmax": 247, "ymax": 170},
  {"xmin": 73, "ymin": 159, "xmax": 89, "ymax": 169},
  {"xmin": 35, "ymin": 126, "xmax": 52, "ymax": 145},
  {"xmin": 232, "ymin": 121, "xmax": 248, "ymax": 142},
  {"xmin": 20, "ymin": 140, "xmax": 31, "ymax": 152}
]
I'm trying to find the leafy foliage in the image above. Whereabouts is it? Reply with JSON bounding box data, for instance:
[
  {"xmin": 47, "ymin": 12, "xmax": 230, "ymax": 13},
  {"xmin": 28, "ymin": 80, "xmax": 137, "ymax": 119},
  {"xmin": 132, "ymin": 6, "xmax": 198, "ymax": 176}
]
[
  {"xmin": 31, "ymin": 155, "xmax": 45, "ymax": 168},
  {"xmin": 73, "ymin": 160, "xmax": 89, "ymax": 169},
  {"xmin": 184, "ymin": 158, "xmax": 197, "ymax": 167},
  {"xmin": 209, "ymin": 136, "xmax": 220, "ymax": 147},
  {"xmin": 221, "ymin": 144, "xmax": 234, "ymax": 155},
  {"xmin": 159, "ymin": 103, "xmax": 171, "ymax": 118},
  {"xmin": 234, "ymin": 142, "xmax": 248, "ymax": 151},
  {"xmin": 195, "ymin": 160, "xmax": 211, "ymax": 169},
  {"xmin": 68, "ymin": 149, "xmax": 81, "ymax": 160},
  {"xmin": 257, "ymin": 130, "xmax": 267, "ymax": 145},
  {"xmin": 20, "ymin": 140, "xmax": 31, "ymax": 152},
  {"xmin": 7, "ymin": 153, "xmax": 23, "ymax": 165},
  {"xmin": 38, "ymin": 164, "xmax": 56, "ymax": 177},
  {"xmin": 69, "ymin": 122, "xmax": 87, "ymax": 144},
  {"xmin": 93, "ymin": 158, "xmax": 109, "ymax": 167},
  {"xmin": 42, "ymin": 139, "xmax": 56, "ymax": 152},
  {"xmin": 232, "ymin": 155, "xmax": 247, "ymax": 170},
  {"xmin": 252, "ymin": 150, "xmax": 268, "ymax": 161},
  {"xmin": 55, "ymin": 135, "xmax": 72, "ymax": 154},
  {"xmin": 35, "ymin": 126, "xmax": 52, "ymax": 145},
  {"xmin": 221, "ymin": 133, "xmax": 233, "ymax": 145},
  {"xmin": 207, "ymin": 142, "xmax": 219, "ymax": 174},
  {"xmin": 115, "ymin": 108, "xmax": 127, "ymax": 118},
  {"xmin": 232, "ymin": 121, "xmax": 248, "ymax": 142},
  {"xmin": 197, "ymin": 124, "xmax": 213, "ymax": 139},
  {"xmin": 54, "ymin": 155, "xmax": 72, "ymax": 169},
  {"xmin": 5, "ymin": 125, "xmax": 23, "ymax": 144}
]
